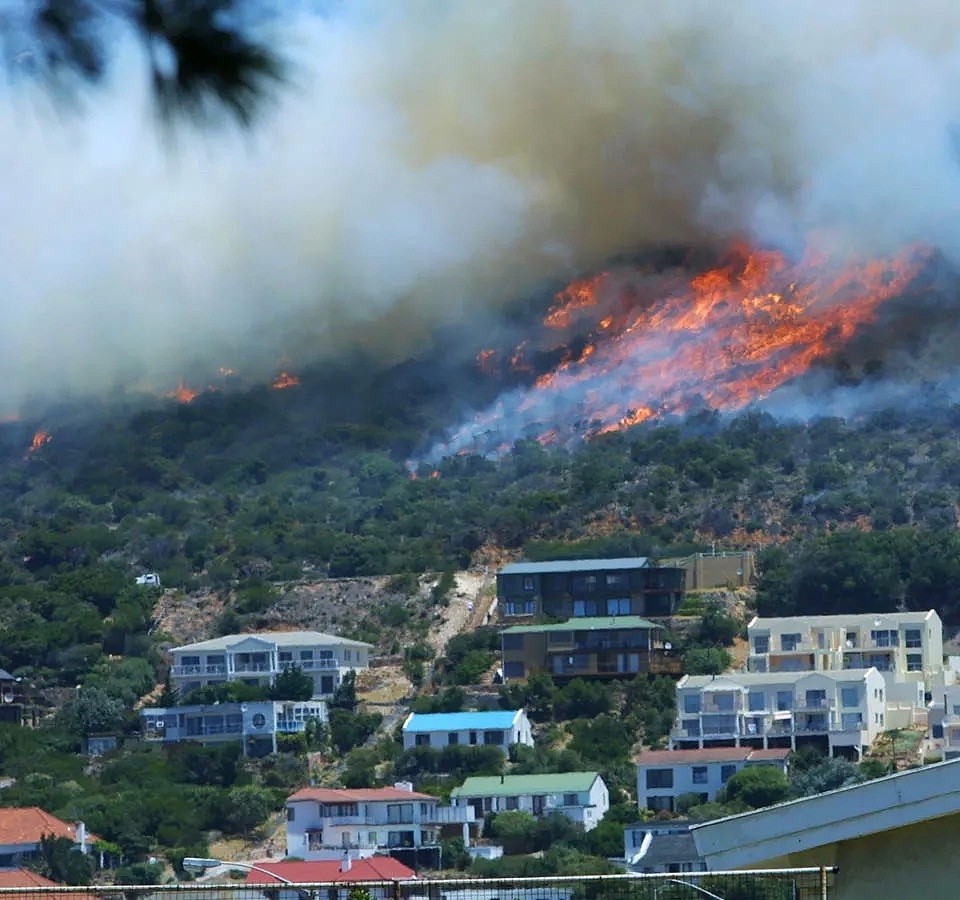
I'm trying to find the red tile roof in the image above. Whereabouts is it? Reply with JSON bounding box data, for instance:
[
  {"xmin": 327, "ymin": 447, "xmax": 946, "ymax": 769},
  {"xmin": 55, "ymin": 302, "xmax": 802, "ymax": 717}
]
[
  {"xmin": 638, "ymin": 748, "xmax": 790, "ymax": 765},
  {"xmin": 243, "ymin": 858, "xmax": 417, "ymax": 884},
  {"xmin": 287, "ymin": 787, "xmax": 435, "ymax": 803},
  {"xmin": 0, "ymin": 870, "xmax": 59, "ymax": 888},
  {"xmin": 0, "ymin": 808, "xmax": 98, "ymax": 847}
]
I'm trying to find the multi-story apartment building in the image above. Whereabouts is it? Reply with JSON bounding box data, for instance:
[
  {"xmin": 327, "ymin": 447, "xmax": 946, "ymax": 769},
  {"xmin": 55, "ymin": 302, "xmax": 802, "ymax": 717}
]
[
  {"xmin": 450, "ymin": 772, "xmax": 609, "ymax": 832},
  {"xmin": 501, "ymin": 616, "xmax": 682, "ymax": 681},
  {"xmin": 497, "ymin": 558, "xmax": 685, "ymax": 622},
  {"xmin": 746, "ymin": 611, "xmax": 943, "ymax": 722},
  {"xmin": 140, "ymin": 700, "xmax": 328, "ymax": 755},
  {"xmin": 168, "ymin": 630, "xmax": 373, "ymax": 700},
  {"xmin": 636, "ymin": 747, "xmax": 790, "ymax": 813},
  {"xmin": 928, "ymin": 684, "xmax": 960, "ymax": 760},
  {"xmin": 670, "ymin": 669, "xmax": 887, "ymax": 758},
  {"xmin": 401, "ymin": 710, "xmax": 533, "ymax": 754},
  {"xmin": 285, "ymin": 784, "xmax": 475, "ymax": 868}
]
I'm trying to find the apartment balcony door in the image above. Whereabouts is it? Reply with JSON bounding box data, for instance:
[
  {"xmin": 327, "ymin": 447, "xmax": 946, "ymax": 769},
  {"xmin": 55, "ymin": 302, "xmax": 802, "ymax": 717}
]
[{"xmin": 532, "ymin": 795, "xmax": 546, "ymax": 815}]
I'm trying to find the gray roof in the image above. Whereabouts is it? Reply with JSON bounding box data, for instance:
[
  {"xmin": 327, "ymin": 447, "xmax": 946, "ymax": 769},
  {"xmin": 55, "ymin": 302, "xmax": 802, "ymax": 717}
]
[
  {"xmin": 499, "ymin": 557, "xmax": 651, "ymax": 575},
  {"xmin": 635, "ymin": 830, "xmax": 702, "ymax": 868},
  {"xmin": 172, "ymin": 630, "xmax": 373, "ymax": 653},
  {"xmin": 679, "ymin": 668, "xmax": 880, "ymax": 689}
]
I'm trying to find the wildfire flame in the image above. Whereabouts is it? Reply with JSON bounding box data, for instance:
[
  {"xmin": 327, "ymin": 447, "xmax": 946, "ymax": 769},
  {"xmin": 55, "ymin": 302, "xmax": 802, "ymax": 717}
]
[
  {"xmin": 169, "ymin": 381, "xmax": 199, "ymax": 404},
  {"xmin": 272, "ymin": 372, "xmax": 300, "ymax": 390},
  {"xmin": 28, "ymin": 430, "xmax": 51, "ymax": 453},
  {"xmin": 436, "ymin": 243, "xmax": 931, "ymax": 458}
]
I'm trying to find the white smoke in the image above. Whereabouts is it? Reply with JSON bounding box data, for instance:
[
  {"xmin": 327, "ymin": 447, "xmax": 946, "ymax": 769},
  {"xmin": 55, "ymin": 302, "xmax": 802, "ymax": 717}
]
[{"xmin": 2, "ymin": 0, "xmax": 960, "ymax": 412}]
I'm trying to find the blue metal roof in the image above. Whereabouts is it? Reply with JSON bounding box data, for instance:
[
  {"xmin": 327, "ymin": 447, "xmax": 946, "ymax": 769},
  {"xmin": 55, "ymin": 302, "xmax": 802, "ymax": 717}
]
[
  {"xmin": 403, "ymin": 710, "xmax": 520, "ymax": 733},
  {"xmin": 499, "ymin": 557, "xmax": 650, "ymax": 575}
]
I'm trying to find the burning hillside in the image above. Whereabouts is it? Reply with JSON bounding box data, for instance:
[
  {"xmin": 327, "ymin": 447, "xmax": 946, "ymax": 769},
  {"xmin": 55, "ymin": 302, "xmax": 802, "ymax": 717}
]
[{"xmin": 426, "ymin": 243, "xmax": 939, "ymax": 460}]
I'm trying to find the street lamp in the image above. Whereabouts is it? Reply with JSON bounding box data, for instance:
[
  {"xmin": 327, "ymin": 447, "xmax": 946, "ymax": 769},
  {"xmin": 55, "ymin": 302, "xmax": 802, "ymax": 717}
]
[{"xmin": 182, "ymin": 857, "xmax": 297, "ymax": 885}]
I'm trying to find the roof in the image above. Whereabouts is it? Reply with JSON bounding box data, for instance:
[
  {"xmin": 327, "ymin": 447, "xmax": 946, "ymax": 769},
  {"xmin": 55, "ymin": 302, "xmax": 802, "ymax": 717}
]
[
  {"xmin": 172, "ymin": 630, "xmax": 373, "ymax": 653},
  {"xmin": 678, "ymin": 668, "xmax": 879, "ymax": 689},
  {"xmin": 499, "ymin": 558, "xmax": 651, "ymax": 575},
  {"xmin": 638, "ymin": 747, "xmax": 790, "ymax": 765},
  {"xmin": 0, "ymin": 870, "xmax": 59, "ymax": 888},
  {"xmin": 286, "ymin": 786, "xmax": 436, "ymax": 804},
  {"xmin": 451, "ymin": 771, "xmax": 600, "ymax": 798},
  {"xmin": 691, "ymin": 757, "xmax": 960, "ymax": 869},
  {"xmin": 503, "ymin": 616, "xmax": 662, "ymax": 635},
  {"xmin": 631, "ymin": 830, "xmax": 702, "ymax": 869},
  {"xmin": 402, "ymin": 710, "xmax": 521, "ymax": 733},
  {"xmin": 747, "ymin": 609, "xmax": 937, "ymax": 630},
  {"xmin": 0, "ymin": 808, "xmax": 98, "ymax": 847},
  {"xmin": 243, "ymin": 858, "xmax": 417, "ymax": 884}
]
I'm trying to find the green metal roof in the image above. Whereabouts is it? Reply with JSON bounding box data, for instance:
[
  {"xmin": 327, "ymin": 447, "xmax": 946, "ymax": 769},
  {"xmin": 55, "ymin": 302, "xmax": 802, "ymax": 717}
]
[
  {"xmin": 450, "ymin": 771, "xmax": 600, "ymax": 798},
  {"xmin": 502, "ymin": 615, "xmax": 662, "ymax": 634}
]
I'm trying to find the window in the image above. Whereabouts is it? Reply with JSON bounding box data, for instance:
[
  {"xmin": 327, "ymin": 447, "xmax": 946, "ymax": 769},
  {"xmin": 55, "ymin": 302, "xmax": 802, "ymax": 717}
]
[
  {"xmin": 503, "ymin": 634, "xmax": 524, "ymax": 651},
  {"xmin": 683, "ymin": 694, "xmax": 701, "ymax": 714},
  {"xmin": 344, "ymin": 650, "xmax": 352, "ymax": 662},
  {"xmin": 506, "ymin": 601, "xmax": 536, "ymax": 616},
  {"xmin": 328, "ymin": 889, "xmax": 339, "ymax": 900},
  {"xmin": 646, "ymin": 769, "xmax": 674, "ymax": 789},
  {"xmin": 278, "ymin": 651, "xmax": 293, "ymax": 664},
  {"xmin": 753, "ymin": 635, "xmax": 770, "ymax": 654},
  {"xmin": 287, "ymin": 807, "xmax": 295, "ymax": 821},
  {"xmin": 573, "ymin": 600, "xmax": 598, "ymax": 617},
  {"xmin": 907, "ymin": 654, "xmax": 923, "ymax": 672},
  {"xmin": 871, "ymin": 629, "xmax": 899, "ymax": 648},
  {"xmin": 713, "ymin": 693, "xmax": 734, "ymax": 712},
  {"xmin": 605, "ymin": 574, "xmax": 626, "ymax": 587},
  {"xmin": 748, "ymin": 692, "xmax": 765, "ymax": 712},
  {"xmin": 299, "ymin": 650, "xmax": 313, "ymax": 661},
  {"xmin": 563, "ymin": 793, "xmax": 578, "ymax": 806},
  {"xmin": 905, "ymin": 629, "xmax": 922, "ymax": 649},
  {"xmin": 720, "ymin": 764, "xmax": 737, "ymax": 784},
  {"xmin": 483, "ymin": 730, "xmax": 505, "ymax": 745},
  {"xmin": 415, "ymin": 734, "xmax": 430, "ymax": 747},
  {"xmin": 841, "ymin": 712, "xmax": 863, "ymax": 729},
  {"xmin": 841, "ymin": 687, "xmax": 859, "ymax": 707},
  {"xmin": 387, "ymin": 804, "xmax": 414, "ymax": 824},
  {"xmin": 606, "ymin": 597, "xmax": 631, "ymax": 615},
  {"xmin": 522, "ymin": 576, "xmax": 535, "ymax": 591},
  {"xmin": 469, "ymin": 731, "xmax": 478, "ymax": 745},
  {"xmin": 776, "ymin": 691, "xmax": 792, "ymax": 711},
  {"xmin": 952, "ymin": 705, "xmax": 960, "ymax": 716},
  {"xmin": 692, "ymin": 766, "xmax": 708, "ymax": 785},
  {"xmin": 505, "ymin": 796, "xmax": 519, "ymax": 810},
  {"xmin": 780, "ymin": 633, "xmax": 802, "ymax": 651},
  {"xmin": 448, "ymin": 732, "xmax": 459, "ymax": 745}
]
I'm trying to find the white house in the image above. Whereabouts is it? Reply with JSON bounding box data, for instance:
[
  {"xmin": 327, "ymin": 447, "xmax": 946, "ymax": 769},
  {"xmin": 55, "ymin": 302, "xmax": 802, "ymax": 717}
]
[
  {"xmin": 168, "ymin": 630, "xmax": 372, "ymax": 700},
  {"xmin": 140, "ymin": 700, "xmax": 327, "ymax": 755},
  {"xmin": 450, "ymin": 771, "xmax": 609, "ymax": 832},
  {"xmin": 636, "ymin": 747, "xmax": 791, "ymax": 813},
  {"xmin": 0, "ymin": 808, "xmax": 97, "ymax": 869},
  {"xmin": 690, "ymin": 758, "xmax": 960, "ymax": 900},
  {"xmin": 927, "ymin": 683, "xmax": 960, "ymax": 760},
  {"xmin": 747, "ymin": 610, "xmax": 944, "ymax": 724},
  {"xmin": 285, "ymin": 784, "xmax": 475, "ymax": 862},
  {"xmin": 623, "ymin": 821, "xmax": 707, "ymax": 874},
  {"xmin": 671, "ymin": 668, "xmax": 887, "ymax": 758},
  {"xmin": 401, "ymin": 709, "xmax": 533, "ymax": 754}
]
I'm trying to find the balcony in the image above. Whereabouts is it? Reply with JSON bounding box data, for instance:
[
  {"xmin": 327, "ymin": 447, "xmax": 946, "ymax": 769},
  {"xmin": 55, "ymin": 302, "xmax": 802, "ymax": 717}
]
[
  {"xmin": 428, "ymin": 806, "xmax": 476, "ymax": 825},
  {"xmin": 170, "ymin": 664, "xmax": 228, "ymax": 677},
  {"xmin": 295, "ymin": 658, "xmax": 339, "ymax": 671},
  {"xmin": 233, "ymin": 663, "xmax": 273, "ymax": 674},
  {"xmin": 793, "ymin": 697, "xmax": 836, "ymax": 711}
]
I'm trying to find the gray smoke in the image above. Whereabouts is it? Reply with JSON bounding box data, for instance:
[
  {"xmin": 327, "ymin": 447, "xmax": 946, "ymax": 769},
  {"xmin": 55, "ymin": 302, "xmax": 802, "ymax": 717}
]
[{"xmin": 2, "ymin": 1, "xmax": 960, "ymax": 414}]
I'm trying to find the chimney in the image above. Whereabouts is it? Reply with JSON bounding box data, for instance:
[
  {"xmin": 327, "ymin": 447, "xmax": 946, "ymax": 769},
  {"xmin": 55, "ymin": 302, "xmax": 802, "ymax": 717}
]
[
  {"xmin": 394, "ymin": 781, "xmax": 414, "ymax": 792},
  {"xmin": 340, "ymin": 851, "xmax": 352, "ymax": 873},
  {"xmin": 76, "ymin": 822, "xmax": 87, "ymax": 854}
]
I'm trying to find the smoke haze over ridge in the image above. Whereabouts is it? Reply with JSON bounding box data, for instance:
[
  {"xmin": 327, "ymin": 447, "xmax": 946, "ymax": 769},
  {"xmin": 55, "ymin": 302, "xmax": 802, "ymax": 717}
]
[{"xmin": 3, "ymin": 0, "xmax": 960, "ymax": 413}]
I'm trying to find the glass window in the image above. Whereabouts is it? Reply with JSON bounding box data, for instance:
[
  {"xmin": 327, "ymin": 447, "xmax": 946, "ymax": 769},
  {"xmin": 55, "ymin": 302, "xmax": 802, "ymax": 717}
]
[
  {"xmin": 606, "ymin": 574, "xmax": 626, "ymax": 587},
  {"xmin": 505, "ymin": 796, "xmax": 519, "ymax": 810},
  {"xmin": 780, "ymin": 633, "xmax": 802, "ymax": 651},
  {"xmin": 713, "ymin": 693, "xmax": 734, "ymax": 712},
  {"xmin": 720, "ymin": 764, "xmax": 737, "ymax": 784},
  {"xmin": 841, "ymin": 687, "xmax": 859, "ymax": 707},
  {"xmin": 523, "ymin": 576, "xmax": 535, "ymax": 591},
  {"xmin": 753, "ymin": 635, "xmax": 770, "ymax": 654},
  {"xmin": 871, "ymin": 629, "xmax": 899, "ymax": 647},
  {"xmin": 683, "ymin": 694, "xmax": 701, "ymax": 714},
  {"xmin": 415, "ymin": 734, "xmax": 430, "ymax": 747},
  {"xmin": 905, "ymin": 629, "xmax": 922, "ymax": 649},
  {"xmin": 287, "ymin": 807, "xmax": 295, "ymax": 821},
  {"xmin": 907, "ymin": 653, "xmax": 923, "ymax": 672},
  {"xmin": 606, "ymin": 598, "xmax": 631, "ymax": 615},
  {"xmin": 748, "ymin": 692, "xmax": 765, "ymax": 711},
  {"xmin": 563, "ymin": 793, "xmax": 578, "ymax": 806},
  {"xmin": 483, "ymin": 730, "xmax": 505, "ymax": 745},
  {"xmin": 692, "ymin": 767, "xmax": 708, "ymax": 784},
  {"xmin": 646, "ymin": 769, "xmax": 674, "ymax": 789},
  {"xmin": 448, "ymin": 732, "xmax": 459, "ymax": 745},
  {"xmin": 776, "ymin": 691, "xmax": 793, "ymax": 711}
]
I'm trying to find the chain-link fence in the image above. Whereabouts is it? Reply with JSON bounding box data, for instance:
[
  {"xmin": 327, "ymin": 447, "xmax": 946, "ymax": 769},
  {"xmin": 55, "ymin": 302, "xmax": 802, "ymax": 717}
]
[{"xmin": 0, "ymin": 868, "xmax": 838, "ymax": 900}]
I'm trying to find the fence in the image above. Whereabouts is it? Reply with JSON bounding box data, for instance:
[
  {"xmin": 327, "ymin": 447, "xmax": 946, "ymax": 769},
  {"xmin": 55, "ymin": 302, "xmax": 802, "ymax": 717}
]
[{"xmin": 0, "ymin": 869, "xmax": 838, "ymax": 900}]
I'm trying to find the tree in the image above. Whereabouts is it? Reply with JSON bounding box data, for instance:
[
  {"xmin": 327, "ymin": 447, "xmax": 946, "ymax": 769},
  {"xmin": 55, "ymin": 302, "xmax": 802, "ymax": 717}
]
[
  {"xmin": 56, "ymin": 687, "xmax": 126, "ymax": 738},
  {"xmin": 8, "ymin": 1, "xmax": 284, "ymax": 128},
  {"xmin": 221, "ymin": 784, "xmax": 275, "ymax": 833},
  {"xmin": 31, "ymin": 835, "xmax": 95, "ymax": 885},
  {"xmin": 790, "ymin": 756, "xmax": 864, "ymax": 797},
  {"xmin": 269, "ymin": 665, "xmax": 314, "ymax": 701},
  {"xmin": 682, "ymin": 647, "xmax": 731, "ymax": 675},
  {"xmin": 722, "ymin": 766, "xmax": 790, "ymax": 809},
  {"xmin": 330, "ymin": 670, "xmax": 358, "ymax": 712}
]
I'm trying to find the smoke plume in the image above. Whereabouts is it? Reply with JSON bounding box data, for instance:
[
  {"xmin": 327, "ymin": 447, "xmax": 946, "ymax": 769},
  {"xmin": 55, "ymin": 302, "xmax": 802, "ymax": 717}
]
[{"xmin": 3, "ymin": 1, "xmax": 960, "ymax": 413}]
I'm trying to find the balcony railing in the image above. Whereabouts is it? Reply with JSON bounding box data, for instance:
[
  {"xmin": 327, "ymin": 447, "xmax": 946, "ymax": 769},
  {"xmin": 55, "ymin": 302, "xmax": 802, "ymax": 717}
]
[
  {"xmin": 233, "ymin": 663, "xmax": 273, "ymax": 674},
  {"xmin": 793, "ymin": 698, "xmax": 836, "ymax": 710},
  {"xmin": 170, "ymin": 664, "xmax": 228, "ymax": 677}
]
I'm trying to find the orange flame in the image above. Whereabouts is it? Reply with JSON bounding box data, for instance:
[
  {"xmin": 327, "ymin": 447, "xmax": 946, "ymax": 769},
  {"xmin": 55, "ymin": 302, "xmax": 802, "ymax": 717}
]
[
  {"xmin": 28, "ymin": 430, "xmax": 51, "ymax": 453},
  {"xmin": 169, "ymin": 381, "xmax": 199, "ymax": 404},
  {"xmin": 272, "ymin": 372, "xmax": 300, "ymax": 390}
]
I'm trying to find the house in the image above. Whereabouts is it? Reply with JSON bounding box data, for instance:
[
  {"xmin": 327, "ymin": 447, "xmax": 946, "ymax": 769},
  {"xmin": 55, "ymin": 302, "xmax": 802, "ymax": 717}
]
[
  {"xmin": 450, "ymin": 772, "xmax": 609, "ymax": 832},
  {"xmin": 636, "ymin": 747, "xmax": 791, "ymax": 813},
  {"xmin": 747, "ymin": 610, "xmax": 944, "ymax": 724},
  {"xmin": 497, "ymin": 558, "xmax": 685, "ymax": 622},
  {"xmin": 0, "ymin": 671, "xmax": 35, "ymax": 727},
  {"xmin": 623, "ymin": 821, "xmax": 708, "ymax": 874},
  {"xmin": 135, "ymin": 573, "xmax": 161, "ymax": 587},
  {"xmin": 168, "ymin": 630, "xmax": 373, "ymax": 700},
  {"xmin": 927, "ymin": 683, "xmax": 960, "ymax": 760},
  {"xmin": 671, "ymin": 669, "xmax": 887, "ymax": 758},
  {"xmin": 0, "ymin": 808, "xmax": 97, "ymax": 869},
  {"xmin": 660, "ymin": 551, "xmax": 755, "ymax": 591},
  {"xmin": 140, "ymin": 700, "xmax": 328, "ymax": 755},
  {"xmin": 501, "ymin": 617, "xmax": 681, "ymax": 681},
  {"xmin": 284, "ymin": 784, "xmax": 475, "ymax": 868},
  {"xmin": 401, "ymin": 710, "xmax": 533, "ymax": 754},
  {"xmin": 243, "ymin": 857, "xmax": 416, "ymax": 900},
  {"xmin": 690, "ymin": 757, "xmax": 960, "ymax": 900}
]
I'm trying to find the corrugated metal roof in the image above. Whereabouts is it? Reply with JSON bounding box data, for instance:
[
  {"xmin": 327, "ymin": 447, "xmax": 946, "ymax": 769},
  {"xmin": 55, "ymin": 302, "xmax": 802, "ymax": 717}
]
[
  {"xmin": 402, "ymin": 710, "xmax": 521, "ymax": 733},
  {"xmin": 172, "ymin": 630, "xmax": 373, "ymax": 653},
  {"xmin": 503, "ymin": 615, "xmax": 662, "ymax": 634},
  {"xmin": 499, "ymin": 558, "xmax": 651, "ymax": 575},
  {"xmin": 451, "ymin": 771, "xmax": 600, "ymax": 798}
]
